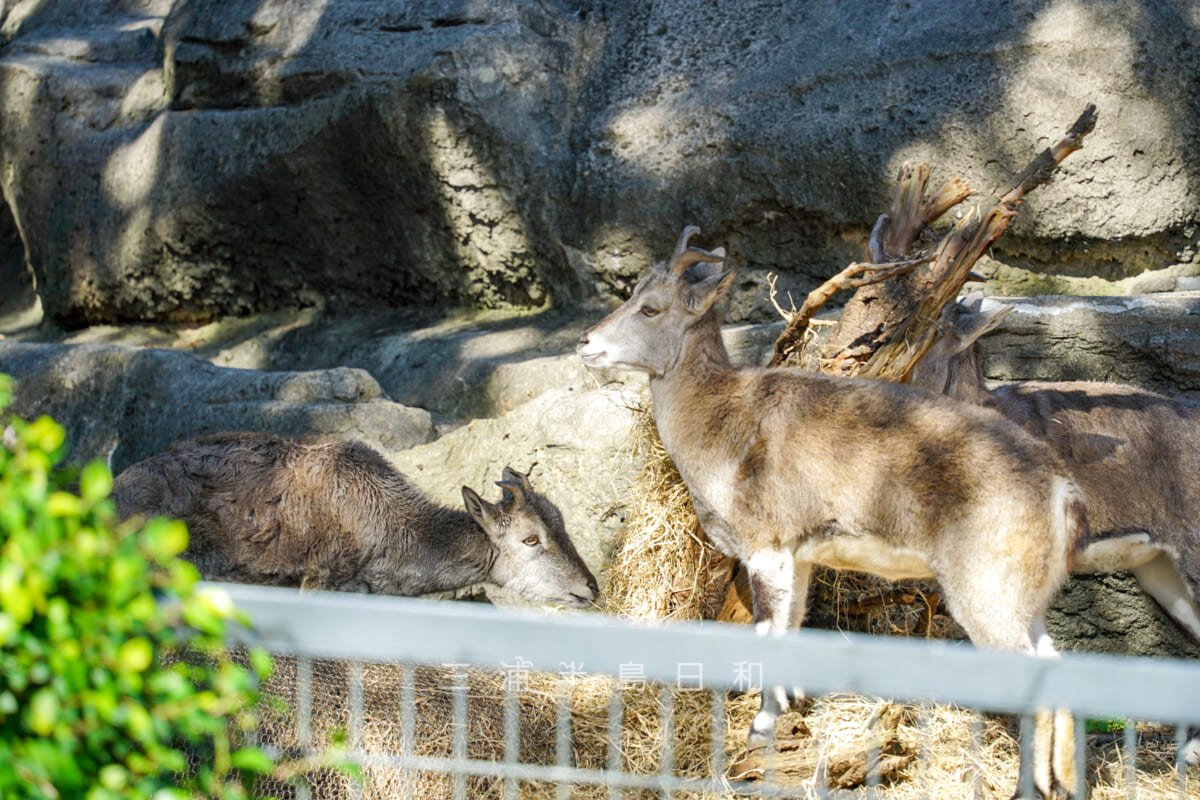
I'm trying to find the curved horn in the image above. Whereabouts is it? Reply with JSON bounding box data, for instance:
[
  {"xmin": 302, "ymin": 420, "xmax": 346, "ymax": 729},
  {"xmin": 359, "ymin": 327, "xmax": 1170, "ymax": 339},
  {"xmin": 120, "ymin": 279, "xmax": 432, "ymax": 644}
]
[
  {"xmin": 500, "ymin": 466, "xmax": 534, "ymax": 496},
  {"xmin": 496, "ymin": 480, "xmax": 526, "ymax": 511},
  {"xmin": 671, "ymin": 247, "xmax": 726, "ymax": 275},
  {"xmin": 671, "ymin": 226, "xmax": 701, "ymax": 263},
  {"xmin": 669, "ymin": 226, "xmax": 726, "ymax": 275}
]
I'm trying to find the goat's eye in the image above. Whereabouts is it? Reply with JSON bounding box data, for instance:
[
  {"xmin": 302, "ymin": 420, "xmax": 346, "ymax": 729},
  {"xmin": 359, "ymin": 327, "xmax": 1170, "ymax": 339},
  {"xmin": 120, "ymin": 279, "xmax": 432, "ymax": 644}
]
[
  {"xmin": 522, "ymin": 535, "xmax": 540, "ymax": 547},
  {"xmin": 639, "ymin": 306, "xmax": 661, "ymax": 318}
]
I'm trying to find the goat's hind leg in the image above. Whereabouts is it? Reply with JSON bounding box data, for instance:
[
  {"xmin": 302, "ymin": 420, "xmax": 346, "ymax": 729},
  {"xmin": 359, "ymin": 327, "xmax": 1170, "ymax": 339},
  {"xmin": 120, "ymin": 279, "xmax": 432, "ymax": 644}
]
[
  {"xmin": 1031, "ymin": 621, "xmax": 1078, "ymax": 800},
  {"xmin": 942, "ymin": 579, "xmax": 1077, "ymax": 799},
  {"xmin": 745, "ymin": 550, "xmax": 811, "ymax": 747},
  {"xmin": 1134, "ymin": 545, "xmax": 1200, "ymax": 766},
  {"xmin": 1131, "ymin": 550, "xmax": 1200, "ymax": 643}
]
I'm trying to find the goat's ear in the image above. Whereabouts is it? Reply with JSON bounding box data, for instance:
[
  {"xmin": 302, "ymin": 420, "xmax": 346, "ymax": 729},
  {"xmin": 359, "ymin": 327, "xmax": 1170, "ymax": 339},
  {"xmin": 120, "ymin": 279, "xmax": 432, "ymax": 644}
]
[
  {"xmin": 959, "ymin": 291, "xmax": 985, "ymax": 314},
  {"xmin": 463, "ymin": 486, "xmax": 502, "ymax": 530},
  {"xmin": 952, "ymin": 304, "xmax": 1013, "ymax": 353},
  {"xmin": 687, "ymin": 266, "xmax": 737, "ymax": 315},
  {"xmin": 500, "ymin": 466, "xmax": 534, "ymax": 495}
]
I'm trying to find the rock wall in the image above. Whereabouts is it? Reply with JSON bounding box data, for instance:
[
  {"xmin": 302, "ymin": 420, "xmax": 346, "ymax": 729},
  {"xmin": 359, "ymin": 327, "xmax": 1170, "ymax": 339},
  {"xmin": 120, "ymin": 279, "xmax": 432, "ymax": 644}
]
[
  {"xmin": 0, "ymin": 340, "xmax": 437, "ymax": 470},
  {"xmin": 1, "ymin": 0, "xmax": 1198, "ymax": 326},
  {"xmin": 0, "ymin": 200, "xmax": 31, "ymax": 318},
  {"xmin": 969, "ymin": 292, "xmax": 1200, "ymax": 403}
]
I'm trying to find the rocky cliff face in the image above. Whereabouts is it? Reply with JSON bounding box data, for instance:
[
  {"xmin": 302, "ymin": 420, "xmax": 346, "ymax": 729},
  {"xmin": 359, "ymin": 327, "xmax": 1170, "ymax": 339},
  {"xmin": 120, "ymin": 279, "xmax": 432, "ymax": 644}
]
[{"xmin": 1, "ymin": 0, "xmax": 1198, "ymax": 326}]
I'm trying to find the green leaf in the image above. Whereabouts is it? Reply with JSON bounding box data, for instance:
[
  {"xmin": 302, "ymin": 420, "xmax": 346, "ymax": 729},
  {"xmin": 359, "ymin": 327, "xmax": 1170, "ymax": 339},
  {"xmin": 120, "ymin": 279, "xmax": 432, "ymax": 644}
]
[
  {"xmin": 1086, "ymin": 717, "xmax": 1125, "ymax": 734},
  {"xmin": 122, "ymin": 701, "xmax": 155, "ymax": 743},
  {"xmin": 46, "ymin": 491, "xmax": 82, "ymax": 518},
  {"xmin": 98, "ymin": 763, "xmax": 128, "ymax": 790},
  {"xmin": 24, "ymin": 415, "xmax": 65, "ymax": 455},
  {"xmin": 0, "ymin": 564, "xmax": 33, "ymax": 624},
  {"xmin": 192, "ymin": 585, "xmax": 236, "ymax": 620},
  {"xmin": 167, "ymin": 558, "xmax": 200, "ymax": 592},
  {"xmin": 229, "ymin": 747, "xmax": 276, "ymax": 774},
  {"xmin": 28, "ymin": 688, "xmax": 59, "ymax": 736},
  {"xmin": 118, "ymin": 638, "xmax": 153, "ymax": 674},
  {"xmin": 80, "ymin": 461, "xmax": 114, "ymax": 504},
  {"xmin": 72, "ymin": 528, "xmax": 100, "ymax": 559},
  {"xmin": 249, "ymin": 648, "xmax": 274, "ymax": 680},
  {"xmin": 141, "ymin": 518, "xmax": 189, "ymax": 565},
  {"xmin": 108, "ymin": 554, "xmax": 145, "ymax": 593}
]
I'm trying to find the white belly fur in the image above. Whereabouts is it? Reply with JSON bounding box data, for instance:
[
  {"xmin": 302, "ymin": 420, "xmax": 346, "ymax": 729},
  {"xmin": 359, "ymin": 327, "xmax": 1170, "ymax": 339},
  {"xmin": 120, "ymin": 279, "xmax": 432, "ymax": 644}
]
[
  {"xmin": 1073, "ymin": 533, "xmax": 1164, "ymax": 573},
  {"xmin": 792, "ymin": 535, "xmax": 934, "ymax": 582}
]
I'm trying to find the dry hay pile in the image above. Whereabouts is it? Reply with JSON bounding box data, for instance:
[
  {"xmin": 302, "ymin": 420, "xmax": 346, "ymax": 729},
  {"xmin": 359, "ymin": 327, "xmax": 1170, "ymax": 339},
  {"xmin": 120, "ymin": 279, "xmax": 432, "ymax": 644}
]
[
  {"xmin": 246, "ymin": 654, "xmax": 758, "ymax": 800},
  {"xmin": 244, "ymin": 653, "xmax": 1195, "ymax": 799},
  {"xmin": 604, "ymin": 409, "xmax": 729, "ymax": 623},
  {"xmin": 252, "ymin": 657, "xmax": 563, "ymax": 800}
]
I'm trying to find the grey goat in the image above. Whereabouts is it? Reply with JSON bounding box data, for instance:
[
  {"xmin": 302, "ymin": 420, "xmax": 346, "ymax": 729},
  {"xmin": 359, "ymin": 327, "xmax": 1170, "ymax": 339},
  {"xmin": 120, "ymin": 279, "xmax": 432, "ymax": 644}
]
[
  {"xmin": 577, "ymin": 227, "xmax": 1088, "ymax": 799},
  {"xmin": 910, "ymin": 294, "xmax": 1200, "ymax": 766},
  {"xmin": 112, "ymin": 431, "xmax": 599, "ymax": 607},
  {"xmin": 910, "ymin": 293, "xmax": 1200, "ymax": 644}
]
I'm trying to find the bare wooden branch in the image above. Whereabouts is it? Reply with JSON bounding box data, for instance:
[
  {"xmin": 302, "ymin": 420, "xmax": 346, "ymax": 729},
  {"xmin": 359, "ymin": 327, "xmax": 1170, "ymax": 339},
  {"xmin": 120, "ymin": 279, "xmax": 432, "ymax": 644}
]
[
  {"xmin": 769, "ymin": 256, "xmax": 932, "ymax": 367},
  {"xmin": 922, "ymin": 174, "xmax": 972, "ymax": 224},
  {"xmin": 821, "ymin": 105, "xmax": 1098, "ymax": 381},
  {"xmin": 857, "ymin": 106, "xmax": 1098, "ymax": 382},
  {"xmin": 765, "ymin": 272, "xmax": 797, "ymax": 322},
  {"xmin": 882, "ymin": 162, "xmax": 932, "ymax": 257},
  {"xmin": 813, "ymin": 168, "xmax": 976, "ymax": 373},
  {"xmin": 843, "ymin": 589, "xmax": 918, "ymax": 615},
  {"xmin": 1000, "ymin": 103, "xmax": 1097, "ymax": 207},
  {"xmin": 860, "ymin": 204, "xmax": 1015, "ymax": 381}
]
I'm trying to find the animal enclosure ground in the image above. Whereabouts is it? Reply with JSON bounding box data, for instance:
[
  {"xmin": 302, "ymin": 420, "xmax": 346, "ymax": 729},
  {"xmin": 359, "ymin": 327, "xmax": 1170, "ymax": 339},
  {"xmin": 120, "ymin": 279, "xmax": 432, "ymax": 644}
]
[{"xmin": 242, "ymin": 654, "xmax": 1197, "ymax": 799}]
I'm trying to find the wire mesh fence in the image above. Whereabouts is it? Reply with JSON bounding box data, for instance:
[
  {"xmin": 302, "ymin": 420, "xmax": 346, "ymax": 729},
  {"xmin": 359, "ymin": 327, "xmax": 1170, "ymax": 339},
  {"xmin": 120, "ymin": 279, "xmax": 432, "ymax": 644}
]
[{"xmin": 217, "ymin": 583, "xmax": 1200, "ymax": 800}]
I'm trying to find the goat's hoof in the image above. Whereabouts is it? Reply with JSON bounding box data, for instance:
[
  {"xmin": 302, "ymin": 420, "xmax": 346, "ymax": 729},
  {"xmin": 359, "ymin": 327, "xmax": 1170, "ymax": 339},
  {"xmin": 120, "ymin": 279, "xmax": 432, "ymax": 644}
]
[
  {"xmin": 1049, "ymin": 780, "xmax": 1074, "ymax": 800},
  {"xmin": 788, "ymin": 692, "xmax": 813, "ymax": 716},
  {"xmin": 1007, "ymin": 783, "xmax": 1073, "ymax": 800},
  {"xmin": 1179, "ymin": 736, "xmax": 1200, "ymax": 766}
]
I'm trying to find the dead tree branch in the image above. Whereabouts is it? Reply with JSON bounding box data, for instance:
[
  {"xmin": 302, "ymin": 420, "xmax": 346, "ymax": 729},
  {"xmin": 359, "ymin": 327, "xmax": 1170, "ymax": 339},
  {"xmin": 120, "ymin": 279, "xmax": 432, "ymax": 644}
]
[
  {"xmin": 769, "ymin": 256, "xmax": 932, "ymax": 367},
  {"xmin": 859, "ymin": 103, "xmax": 1097, "ymax": 382},
  {"xmin": 1001, "ymin": 103, "xmax": 1098, "ymax": 206},
  {"xmin": 779, "ymin": 103, "xmax": 1098, "ymax": 379}
]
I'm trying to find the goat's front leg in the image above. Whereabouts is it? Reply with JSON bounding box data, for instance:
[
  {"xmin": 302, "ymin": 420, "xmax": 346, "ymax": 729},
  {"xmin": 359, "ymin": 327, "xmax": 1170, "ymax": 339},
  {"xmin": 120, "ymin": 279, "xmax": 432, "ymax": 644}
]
[{"xmin": 745, "ymin": 550, "xmax": 811, "ymax": 748}]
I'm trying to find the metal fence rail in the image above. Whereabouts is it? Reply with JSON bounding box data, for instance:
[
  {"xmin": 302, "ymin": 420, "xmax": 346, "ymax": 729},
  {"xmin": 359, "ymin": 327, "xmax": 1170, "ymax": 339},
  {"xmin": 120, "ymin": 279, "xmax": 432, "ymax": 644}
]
[{"xmin": 217, "ymin": 582, "xmax": 1200, "ymax": 799}]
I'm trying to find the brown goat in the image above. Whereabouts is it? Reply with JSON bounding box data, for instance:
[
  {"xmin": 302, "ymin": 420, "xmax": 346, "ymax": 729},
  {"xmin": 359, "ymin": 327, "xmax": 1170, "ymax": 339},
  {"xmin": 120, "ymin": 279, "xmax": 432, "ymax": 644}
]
[
  {"xmin": 577, "ymin": 227, "xmax": 1088, "ymax": 798},
  {"xmin": 910, "ymin": 293, "xmax": 1200, "ymax": 645},
  {"xmin": 111, "ymin": 432, "xmax": 598, "ymax": 607}
]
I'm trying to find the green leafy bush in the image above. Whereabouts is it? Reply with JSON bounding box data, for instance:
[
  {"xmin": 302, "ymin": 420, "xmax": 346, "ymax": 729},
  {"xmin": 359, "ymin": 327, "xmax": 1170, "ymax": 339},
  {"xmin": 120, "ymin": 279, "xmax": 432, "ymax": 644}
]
[{"xmin": 0, "ymin": 374, "xmax": 278, "ymax": 800}]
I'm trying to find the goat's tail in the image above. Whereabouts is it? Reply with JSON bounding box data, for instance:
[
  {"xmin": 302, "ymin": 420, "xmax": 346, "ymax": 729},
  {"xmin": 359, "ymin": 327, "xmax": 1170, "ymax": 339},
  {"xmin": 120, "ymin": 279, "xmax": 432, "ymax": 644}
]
[{"xmin": 1052, "ymin": 475, "xmax": 1090, "ymax": 572}]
